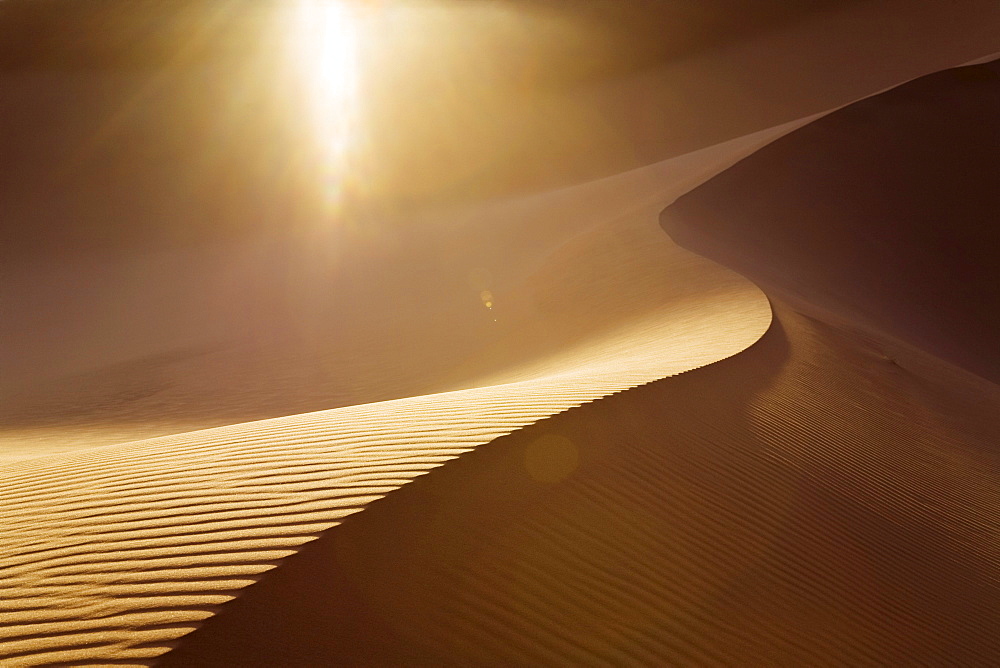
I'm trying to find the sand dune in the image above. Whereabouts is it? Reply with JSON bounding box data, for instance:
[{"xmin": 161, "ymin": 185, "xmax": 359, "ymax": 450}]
[
  {"xmin": 664, "ymin": 59, "xmax": 1000, "ymax": 384},
  {"xmin": 3, "ymin": 3, "xmax": 999, "ymax": 666},
  {"xmin": 158, "ymin": 302, "xmax": 1000, "ymax": 666},
  {"xmin": 0, "ymin": 123, "xmax": 793, "ymax": 464},
  {"xmin": 0, "ymin": 129, "xmax": 787, "ymax": 664},
  {"xmin": 157, "ymin": 60, "xmax": 1000, "ymax": 666}
]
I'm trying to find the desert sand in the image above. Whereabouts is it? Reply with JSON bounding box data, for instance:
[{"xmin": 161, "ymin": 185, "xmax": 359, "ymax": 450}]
[
  {"xmin": 162, "ymin": 60, "xmax": 1000, "ymax": 668},
  {"xmin": 0, "ymin": 124, "xmax": 793, "ymax": 464},
  {"xmin": 2, "ymin": 1, "xmax": 999, "ymax": 666}
]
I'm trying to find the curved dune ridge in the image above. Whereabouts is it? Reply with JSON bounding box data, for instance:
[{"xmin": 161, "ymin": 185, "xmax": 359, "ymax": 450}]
[
  {"xmin": 155, "ymin": 60, "xmax": 1000, "ymax": 666},
  {"xmin": 664, "ymin": 58, "xmax": 1000, "ymax": 385},
  {"xmin": 0, "ymin": 121, "xmax": 799, "ymax": 464},
  {"xmin": 0, "ymin": 126, "xmax": 796, "ymax": 666}
]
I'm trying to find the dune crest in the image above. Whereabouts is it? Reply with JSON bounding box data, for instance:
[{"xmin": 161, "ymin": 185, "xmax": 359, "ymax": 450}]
[
  {"xmin": 159, "ymin": 303, "xmax": 1000, "ymax": 667},
  {"xmin": 0, "ymin": 121, "xmax": 798, "ymax": 465},
  {"xmin": 664, "ymin": 59, "xmax": 1000, "ymax": 383}
]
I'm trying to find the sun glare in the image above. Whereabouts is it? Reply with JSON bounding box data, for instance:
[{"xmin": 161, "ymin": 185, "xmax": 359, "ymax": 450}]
[{"xmin": 287, "ymin": 0, "xmax": 366, "ymax": 209}]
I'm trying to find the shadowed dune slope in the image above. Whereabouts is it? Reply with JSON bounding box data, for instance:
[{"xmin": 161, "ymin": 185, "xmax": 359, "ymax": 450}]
[
  {"xmin": 0, "ymin": 334, "xmax": 765, "ymax": 666},
  {"xmin": 663, "ymin": 59, "xmax": 1000, "ymax": 383},
  {"xmin": 160, "ymin": 303, "xmax": 1000, "ymax": 666},
  {"xmin": 0, "ymin": 290, "xmax": 768, "ymax": 666}
]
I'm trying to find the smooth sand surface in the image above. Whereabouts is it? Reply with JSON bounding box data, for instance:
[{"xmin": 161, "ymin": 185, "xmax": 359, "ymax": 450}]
[
  {"xmin": 0, "ymin": 123, "xmax": 793, "ymax": 464},
  {"xmin": 2, "ymin": 5, "xmax": 999, "ymax": 667},
  {"xmin": 665, "ymin": 60, "xmax": 1000, "ymax": 384}
]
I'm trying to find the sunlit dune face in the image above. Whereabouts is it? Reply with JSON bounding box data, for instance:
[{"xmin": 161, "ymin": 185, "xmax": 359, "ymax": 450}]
[{"xmin": 284, "ymin": 0, "xmax": 368, "ymax": 210}]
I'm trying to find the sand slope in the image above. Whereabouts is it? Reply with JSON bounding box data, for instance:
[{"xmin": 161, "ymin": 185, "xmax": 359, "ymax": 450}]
[
  {"xmin": 158, "ymin": 302, "xmax": 1000, "ymax": 666},
  {"xmin": 0, "ymin": 130, "xmax": 786, "ymax": 665},
  {"xmin": 156, "ymin": 60, "xmax": 1000, "ymax": 665},
  {"xmin": 0, "ymin": 123, "xmax": 796, "ymax": 464},
  {"xmin": 664, "ymin": 59, "xmax": 1000, "ymax": 383}
]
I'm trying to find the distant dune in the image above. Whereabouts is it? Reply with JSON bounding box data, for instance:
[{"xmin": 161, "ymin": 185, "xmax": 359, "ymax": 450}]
[
  {"xmin": 2, "ymin": 4, "xmax": 999, "ymax": 667},
  {"xmin": 665, "ymin": 59, "xmax": 1000, "ymax": 384}
]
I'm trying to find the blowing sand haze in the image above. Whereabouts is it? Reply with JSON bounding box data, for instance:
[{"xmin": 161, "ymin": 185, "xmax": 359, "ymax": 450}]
[{"xmin": 2, "ymin": 1, "xmax": 999, "ymax": 666}]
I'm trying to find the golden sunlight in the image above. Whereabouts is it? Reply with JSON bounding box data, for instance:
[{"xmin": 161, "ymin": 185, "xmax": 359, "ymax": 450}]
[{"xmin": 286, "ymin": 0, "xmax": 366, "ymax": 208}]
